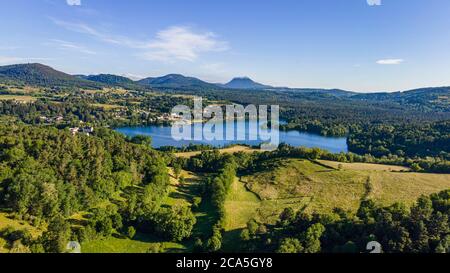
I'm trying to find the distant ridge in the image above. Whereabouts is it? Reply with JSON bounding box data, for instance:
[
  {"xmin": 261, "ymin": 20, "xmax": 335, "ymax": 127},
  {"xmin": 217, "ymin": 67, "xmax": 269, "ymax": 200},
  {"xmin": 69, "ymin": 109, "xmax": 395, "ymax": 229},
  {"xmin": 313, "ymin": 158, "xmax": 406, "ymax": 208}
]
[
  {"xmin": 0, "ymin": 63, "xmax": 448, "ymax": 104},
  {"xmin": 222, "ymin": 77, "xmax": 272, "ymax": 90},
  {"xmin": 0, "ymin": 63, "xmax": 102, "ymax": 88},
  {"xmin": 0, "ymin": 63, "xmax": 355, "ymax": 96},
  {"xmin": 78, "ymin": 74, "xmax": 134, "ymax": 85},
  {"xmin": 351, "ymin": 86, "xmax": 450, "ymax": 111},
  {"xmin": 137, "ymin": 74, "xmax": 220, "ymax": 89}
]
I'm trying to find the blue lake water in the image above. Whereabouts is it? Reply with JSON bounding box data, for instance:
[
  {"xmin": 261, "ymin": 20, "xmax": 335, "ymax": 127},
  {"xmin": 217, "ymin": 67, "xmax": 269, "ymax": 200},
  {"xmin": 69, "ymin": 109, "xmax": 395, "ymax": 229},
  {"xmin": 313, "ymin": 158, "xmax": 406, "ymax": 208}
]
[{"xmin": 116, "ymin": 120, "xmax": 348, "ymax": 153}]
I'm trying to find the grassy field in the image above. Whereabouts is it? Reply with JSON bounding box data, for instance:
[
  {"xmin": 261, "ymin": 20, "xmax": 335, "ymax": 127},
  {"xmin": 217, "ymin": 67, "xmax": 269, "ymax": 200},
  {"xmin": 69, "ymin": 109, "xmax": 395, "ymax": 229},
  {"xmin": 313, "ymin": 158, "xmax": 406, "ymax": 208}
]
[
  {"xmin": 0, "ymin": 115, "xmax": 19, "ymax": 123},
  {"xmin": 224, "ymin": 178, "xmax": 261, "ymax": 231},
  {"xmin": 221, "ymin": 177, "xmax": 311, "ymax": 251},
  {"xmin": 0, "ymin": 211, "xmax": 43, "ymax": 253},
  {"xmin": 221, "ymin": 178, "xmax": 259, "ymax": 252},
  {"xmin": 5, "ymin": 86, "xmax": 41, "ymax": 94},
  {"xmin": 0, "ymin": 95, "xmax": 37, "ymax": 102},
  {"xmin": 81, "ymin": 233, "xmax": 186, "ymax": 253},
  {"xmin": 90, "ymin": 103, "xmax": 126, "ymax": 110},
  {"xmin": 165, "ymin": 169, "xmax": 195, "ymax": 207},
  {"xmin": 220, "ymin": 158, "xmax": 450, "ymax": 251},
  {"xmin": 0, "ymin": 212, "xmax": 42, "ymax": 238},
  {"xmin": 176, "ymin": 145, "xmax": 259, "ymax": 158},
  {"xmin": 318, "ymin": 160, "xmax": 411, "ymax": 172},
  {"xmin": 80, "ymin": 87, "xmax": 129, "ymax": 95},
  {"xmin": 241, "ymin": 158, "xmax": 450, "ymax": 215}
]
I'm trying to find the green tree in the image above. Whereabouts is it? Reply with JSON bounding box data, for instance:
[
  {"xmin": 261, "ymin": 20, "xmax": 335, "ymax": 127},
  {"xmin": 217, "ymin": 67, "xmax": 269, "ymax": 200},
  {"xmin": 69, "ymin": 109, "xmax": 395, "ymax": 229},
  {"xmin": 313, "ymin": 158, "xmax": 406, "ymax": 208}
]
[
  {"xmin": 173, "ymin": 163, "xmax": 182, "ymax": 179},
  {"xmin": 147, "ymin": 243, "xmax": 164, "ymax": 253},
  {"xmin": 155, "ymin": 206, "xmax": 196, "ymax": 242},
  {"xmin": 127, "ymin": 226, "xmax": 136, "ymax": 239},
  {"xmin": 192, "ymin": 197, "xmax": 202, "ymax": 210},
  {"xmin": 41, "ymin": 216, "xmax": 71, "ymax": 253},
  {"xmin": 207, "ymin": 227, "xmax": 222, "ymax": 252},
  {"xmin": 247, "ymin": 219, "xmax": 259, "ymax": 237},
  {"xmin": 279, "ymin": 207, "xmax": 295, "ymax": 226},
  {"xmin": 277, "ymin": 238, "xmax": 303, "ymax": 253},
  {"xmin": 301, "ymin": 223, "xmax": 325, "ymax": 253}
]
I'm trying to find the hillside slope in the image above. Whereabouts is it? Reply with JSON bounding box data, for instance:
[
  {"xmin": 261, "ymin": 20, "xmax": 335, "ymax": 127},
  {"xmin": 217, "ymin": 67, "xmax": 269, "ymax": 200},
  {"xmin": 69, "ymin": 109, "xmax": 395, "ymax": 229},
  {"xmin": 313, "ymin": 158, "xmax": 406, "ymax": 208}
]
[
  {"xmin": 223, "ymin": 77, "xmax": 271, "ymax": 89},
  {"xmin": 0, "ymin": 63, "xmax": 102, "ymax": 88},
  {"xmin": 351, "ymin": 86, "xmax": 450, "ymax": 111},
  {"xmin": 80, "ymin": 74, "xmax": 134, "ymax": 85},
  {"xmin": 240, "ymin": 158, "xmax": 450, "ymax": 216},
  {"xmin": 137, "ymin": 74, "xmax": 220, "ymax": 89}
]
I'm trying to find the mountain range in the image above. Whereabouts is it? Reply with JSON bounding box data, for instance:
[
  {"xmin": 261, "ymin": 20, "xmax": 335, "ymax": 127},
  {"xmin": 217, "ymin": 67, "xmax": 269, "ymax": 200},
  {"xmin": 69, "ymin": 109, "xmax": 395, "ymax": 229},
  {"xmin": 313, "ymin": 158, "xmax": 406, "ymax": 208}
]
[
  {"xmin": 0, "ymin": 63, "xmax": 347, "ymax": 93},
  {"xmin": 0, "ymin": 63, "xmax": 352, "ymax": 95},
  {"xmin": 0, "ymin": 63, "xmax": 449, "ymax": 104}
]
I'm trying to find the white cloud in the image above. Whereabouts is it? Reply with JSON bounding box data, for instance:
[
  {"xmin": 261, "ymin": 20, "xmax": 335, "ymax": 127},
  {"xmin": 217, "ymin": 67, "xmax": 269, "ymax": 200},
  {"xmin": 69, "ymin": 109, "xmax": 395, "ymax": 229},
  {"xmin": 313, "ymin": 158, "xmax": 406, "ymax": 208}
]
[
  {"xmin": 50, "ymin": 18, "xmax": 147, "ymax": 48},
  {"xmin": 143, "ymin": 26, "xmax": 229, "ymax": 62},
  {"xmin": 66, "ymin": 0, "xmax": 81, "ymax": 6},
  {"xmin": 0, "ymin": 56, "xmax": 52, "ymax": 65},
  {"xmin": 48, "ymin": 39, "xmax": 96, "ymax": 55},
  {"xmin": 376, "ymin": 59, "xmax": 404, "ymax": 65},
  {"xmin": 367, "ymin": 0, "xmax": 381, "ymax": 6},
  {"xmin": 51, "ymin": 19, "xmax": 229, "ymax": 62}
]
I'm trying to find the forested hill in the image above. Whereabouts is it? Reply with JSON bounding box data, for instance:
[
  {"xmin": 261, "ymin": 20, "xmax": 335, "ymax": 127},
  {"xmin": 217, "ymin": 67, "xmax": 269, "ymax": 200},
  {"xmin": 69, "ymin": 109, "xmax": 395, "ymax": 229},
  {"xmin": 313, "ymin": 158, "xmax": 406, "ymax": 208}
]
[
  {"xmin": 277, "ymin": 88, "xmax": 354, "ymax": 98},
  {"xmin": 0, "ymin": 63, "xmax": 103, "ymax": 89},
  {"xmin": 77, "ymin": 74, "xmax": 134, "ymax": 85},
  {"xmin": 348, "ymin": 120, "xmax": 450, "ymax": 159},
  {"xmin": 137, "ymin": 74, "xmax": 220, "ymax": 90},
  {"xmin": 0, "ymin": 124, "xmax": 176, "ymax": 253},
  {"xmin": 75, "ymin": 74, "xmax": 149, "ymax": 90},
  {"xmin": 222, "ymin": 77, "xmax": 272, "ymax": 90},
  {"xmin": 0, "ymin": 125, "xmax": 169, "ymax": 219},
  {"xmin": 352, "ymin": 86, "xmax": 450, "ymax": 112}
]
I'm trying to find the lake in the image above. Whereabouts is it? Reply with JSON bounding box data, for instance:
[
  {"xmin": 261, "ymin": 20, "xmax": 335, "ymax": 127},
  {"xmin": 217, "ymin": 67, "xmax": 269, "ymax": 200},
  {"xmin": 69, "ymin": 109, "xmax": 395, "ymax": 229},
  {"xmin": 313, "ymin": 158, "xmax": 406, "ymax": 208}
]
[{"xmin": 116, "ymin": 120, "xmax": 348, "ymax": 153}]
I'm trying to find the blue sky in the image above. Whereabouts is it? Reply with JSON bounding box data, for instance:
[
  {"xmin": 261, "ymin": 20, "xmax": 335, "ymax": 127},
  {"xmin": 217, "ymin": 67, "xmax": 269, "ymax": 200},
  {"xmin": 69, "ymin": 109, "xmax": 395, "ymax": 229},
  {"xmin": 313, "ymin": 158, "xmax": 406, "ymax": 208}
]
[{"xmin": 1, "ymin": 0, "xmax": 450, "ymax": 92}]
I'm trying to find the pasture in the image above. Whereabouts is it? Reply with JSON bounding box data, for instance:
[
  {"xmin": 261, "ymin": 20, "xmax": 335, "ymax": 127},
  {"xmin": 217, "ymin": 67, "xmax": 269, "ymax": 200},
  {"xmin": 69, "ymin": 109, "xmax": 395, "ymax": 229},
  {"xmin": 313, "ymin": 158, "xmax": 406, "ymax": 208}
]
[{"xmin": 241, "ymin": 158, "xmax": 450, "ymax": 215}]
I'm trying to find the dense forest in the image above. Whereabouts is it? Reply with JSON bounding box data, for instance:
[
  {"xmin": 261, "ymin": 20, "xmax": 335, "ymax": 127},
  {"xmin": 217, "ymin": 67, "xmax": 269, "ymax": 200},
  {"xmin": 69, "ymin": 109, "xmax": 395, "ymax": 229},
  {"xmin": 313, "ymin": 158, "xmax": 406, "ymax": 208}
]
[
  {"xmin": 0, "ymin": 64, "xmax": 104, "ymax": 90},
  {"xmin": 0, "ymin": 124, "xmax": 198, "ymax": 252},
  {"xmin": 348, "ymin": 121, "xmax": 450, "ymax": 158},
  {"xmin": 239, "ymin": 190, "xmax": 450, "ymax": 253}
]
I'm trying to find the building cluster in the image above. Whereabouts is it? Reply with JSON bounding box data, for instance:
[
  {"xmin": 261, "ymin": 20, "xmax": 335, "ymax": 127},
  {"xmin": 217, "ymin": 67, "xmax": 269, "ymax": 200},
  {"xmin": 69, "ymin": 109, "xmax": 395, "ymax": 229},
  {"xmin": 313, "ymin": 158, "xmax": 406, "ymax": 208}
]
[
  {"xmin": 69, "ymin": 126, "xmax": 95, "ymax": 136},
  {"xmin": 39, "ymin": 116, "xmax": 64, "ymax": 123},
  {"xmin": 157, "ymin": 113, "xmax": 185, "ymax": 122}
]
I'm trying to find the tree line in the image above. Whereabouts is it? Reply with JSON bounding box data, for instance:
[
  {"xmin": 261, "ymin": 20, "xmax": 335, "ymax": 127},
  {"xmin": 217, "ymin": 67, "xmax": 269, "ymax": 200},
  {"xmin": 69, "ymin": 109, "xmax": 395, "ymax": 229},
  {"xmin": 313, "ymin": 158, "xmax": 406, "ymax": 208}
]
[
  {"xmin": 0, "ymin": 124, "xmax": 197, "ymax": 252},
  {"xmin": 239, "ymin": 190, "xmax": 449, "ymax": 253}
]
